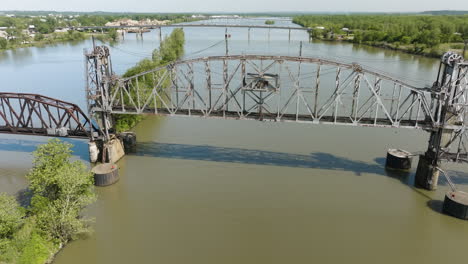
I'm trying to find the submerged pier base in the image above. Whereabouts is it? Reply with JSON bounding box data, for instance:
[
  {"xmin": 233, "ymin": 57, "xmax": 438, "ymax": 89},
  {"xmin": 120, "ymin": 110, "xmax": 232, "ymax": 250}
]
[
  {"xmin": 92, "ymin": 163, "xmax": 120, "ymax": 186},
  {"xmin": 443, "ymin": 191, "xmax": 468, "ymax": 220},
  {"xmin": 385, "ymin": 149, "xmax": 412, "ymax": 171}
]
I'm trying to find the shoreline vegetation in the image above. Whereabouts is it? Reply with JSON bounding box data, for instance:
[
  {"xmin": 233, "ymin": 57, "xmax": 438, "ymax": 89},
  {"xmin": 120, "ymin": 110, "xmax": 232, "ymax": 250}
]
[
  {"xmin": 0, "ymin": 139, "xmax": 96, "ymax": 264},
  {"xmin": 113, "ymin": 28, "xmax": 186, "ymax": 132},
  {"xmin": 0, "ymin": 14, "xmax": 196, "ymax": 51},
  {"xmin": 293, "ymin": 15, "xmax": 468, "ymax": 58}
]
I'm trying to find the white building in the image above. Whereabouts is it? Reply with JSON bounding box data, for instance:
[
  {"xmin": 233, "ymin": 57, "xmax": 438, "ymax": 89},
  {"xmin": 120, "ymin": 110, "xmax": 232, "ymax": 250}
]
[{"xmin": 0, "ymin": 31, "xmax": 8, "ymax": 39}]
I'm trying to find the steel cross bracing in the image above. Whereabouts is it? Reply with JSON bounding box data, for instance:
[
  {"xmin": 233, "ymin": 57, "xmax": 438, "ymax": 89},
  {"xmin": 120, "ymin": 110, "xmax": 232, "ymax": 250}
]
[
  {"xmin": 0, "ymin": 93, "xmax": 99, "ymax": 138},
  {"xmin": 108, "ymin": 55, "xmax": 435, "ymax": 128},
  {"xmin": 86, "ymin": 49, "xmax": 468, "ymax": 163}
]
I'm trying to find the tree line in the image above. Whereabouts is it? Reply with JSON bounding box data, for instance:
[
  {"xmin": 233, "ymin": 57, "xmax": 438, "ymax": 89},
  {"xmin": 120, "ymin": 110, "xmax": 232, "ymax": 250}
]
[
  {"xmin": 293, "ymin": 15, "xmax": 468, "ymax": 56},
  {"xmin": 0, "ymin": 14, "xmax": 195, "ymax": 50}
]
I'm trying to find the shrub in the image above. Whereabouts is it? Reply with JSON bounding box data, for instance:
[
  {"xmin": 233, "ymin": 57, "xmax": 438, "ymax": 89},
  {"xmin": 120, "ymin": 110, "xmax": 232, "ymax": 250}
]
[{"xmin": 0, "ymin": 193, "xmax": 25, "ymax": 239}]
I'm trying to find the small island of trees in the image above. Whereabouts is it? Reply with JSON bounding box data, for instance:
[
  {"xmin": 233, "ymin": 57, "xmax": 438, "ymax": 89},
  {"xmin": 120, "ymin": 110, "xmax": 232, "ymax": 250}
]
[{"xmin": 0, "ymin": 139, "xmax": 96, "ymax": 263}]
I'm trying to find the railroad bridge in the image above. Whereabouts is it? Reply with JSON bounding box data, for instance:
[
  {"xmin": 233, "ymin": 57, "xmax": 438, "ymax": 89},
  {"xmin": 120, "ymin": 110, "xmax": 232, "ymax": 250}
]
[
  {"xmin": 57, "ymin": 23, "xmax": 312, "ymax": 43},
  {"xmin": 1, "ymin": 44, "xmax": 468, "ymax": 192}
]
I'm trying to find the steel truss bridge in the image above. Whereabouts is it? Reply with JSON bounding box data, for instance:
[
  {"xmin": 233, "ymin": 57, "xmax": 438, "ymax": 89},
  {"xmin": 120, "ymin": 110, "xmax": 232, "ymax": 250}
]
[
  {"xmin": 84, "ymin": 46, "xmax": 468, "ymax": 190},
  {"xmin": 86, "ymin": 48, "xmax": 465, "ymax": 154},
  {"xmin": 0, "ymin": 93, "xmax": 99, "ymax": 138},
  {"xmin": 0, "ymin": 44, "xmax": 467, "ymax": 190}
]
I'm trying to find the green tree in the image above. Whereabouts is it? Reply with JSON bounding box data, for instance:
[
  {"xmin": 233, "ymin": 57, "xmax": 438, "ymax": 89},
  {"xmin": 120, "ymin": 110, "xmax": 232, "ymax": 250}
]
[
  {"xmin": 34, "ymin": 33, "xmax": 44, "ymax": 41},
  {"xmin": 0, "ymin": 38, "xmax": 7, "ymax": 49},
  {"xmin": 34, "ymin": 162, "xmax": 95, "ymax": 242},
  {"xmin": 27, "ymin": 139, "xmax": 96, "ymax": 243},
  {"xmin": 108, "ymin": 29, "xmax": 118, "ymax": 41},
  {"xmin": 27, "ymin": 139, "xmax": 72, "ymax": 200},
  {"xmin": 0, "ymin": 193, "xmax": 25, "ymax": 239}
]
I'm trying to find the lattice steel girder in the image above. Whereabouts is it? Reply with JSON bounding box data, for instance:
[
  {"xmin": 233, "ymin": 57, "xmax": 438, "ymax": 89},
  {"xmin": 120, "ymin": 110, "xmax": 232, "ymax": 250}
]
[
  {"xmin": 107, "ymin": 55, "xmax": 440, "ymax": 129},
  {"xmin": 0, "ymin": 93, "xmax": 99, "ymax": 138}
]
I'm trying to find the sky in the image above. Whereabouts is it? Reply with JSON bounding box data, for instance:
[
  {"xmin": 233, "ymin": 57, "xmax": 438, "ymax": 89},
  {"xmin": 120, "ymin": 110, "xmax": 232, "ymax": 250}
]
[{"xmin": 1, "ymin": 0, "xmax": 468, "ymax": 13}]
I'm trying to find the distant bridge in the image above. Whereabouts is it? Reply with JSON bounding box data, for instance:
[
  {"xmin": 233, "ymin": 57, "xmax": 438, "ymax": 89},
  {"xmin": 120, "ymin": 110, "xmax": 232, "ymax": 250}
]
[{"xmin": 59, "ymin": 24, "xmax": 310, "ymax": 32}]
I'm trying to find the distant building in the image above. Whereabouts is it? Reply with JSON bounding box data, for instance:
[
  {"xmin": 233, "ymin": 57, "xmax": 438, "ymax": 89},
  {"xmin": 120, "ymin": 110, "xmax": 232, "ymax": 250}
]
[
  {"xmin": 55, "ymin": 28, "xmax": 70, "ymax": 33},
  {"xmin": 316, "ymin": 26, "xmax": 325, "ymax": 30},
  {"xmin": 0, "ymin": 31, "xmax": 8, "ymax": 39},
  {"xmin": 105, "ymin": 19, "xmax": 168, "ymax": 27},
  {"xmin": 28, "ymin": 25, "xmax": 36, "ymax": 33},
  {"xmin": 210, "ymin": 15, "xmax": 241, "ymax": 19}
]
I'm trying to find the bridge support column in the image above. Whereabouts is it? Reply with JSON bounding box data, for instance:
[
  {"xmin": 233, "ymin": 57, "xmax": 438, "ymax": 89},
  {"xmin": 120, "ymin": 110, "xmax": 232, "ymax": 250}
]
[
  {"xmin": 415, "ymin": 114, "xmax": 456, "ymax": 190},
  {"xmin": 415, "ymin": 52, "xmax": 463, "ymax": 190},
  {"xmin": 85, "ymin": 44, "xmax": 126, "ymax": 165}
]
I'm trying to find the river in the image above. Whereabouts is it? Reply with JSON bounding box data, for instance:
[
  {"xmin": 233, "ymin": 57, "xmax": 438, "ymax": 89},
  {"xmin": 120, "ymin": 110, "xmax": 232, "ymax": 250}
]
[{"xmin": 1, "ymin": 17, "xmax": 468, "ymax": 264}]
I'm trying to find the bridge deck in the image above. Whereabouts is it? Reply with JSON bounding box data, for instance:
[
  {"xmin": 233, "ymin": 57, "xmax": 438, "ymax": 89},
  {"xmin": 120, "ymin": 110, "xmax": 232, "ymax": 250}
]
[{"xmin": 110, "ymin": 108, "xmax": 433, "ymax": 130}]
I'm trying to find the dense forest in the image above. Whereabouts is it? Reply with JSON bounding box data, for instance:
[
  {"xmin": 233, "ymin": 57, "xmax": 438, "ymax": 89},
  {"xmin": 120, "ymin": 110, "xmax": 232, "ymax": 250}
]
[{"xmin": 293, "ymin": 15, "xmax": 468, "ymax": 57}]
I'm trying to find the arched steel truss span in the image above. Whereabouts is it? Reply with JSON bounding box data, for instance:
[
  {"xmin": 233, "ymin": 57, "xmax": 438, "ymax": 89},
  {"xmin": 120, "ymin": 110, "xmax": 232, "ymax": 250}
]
[
  {"xmin": 0, "ymin": 93, "xmax": 99, "ymax": 138},
  {"xmin": 110, "ymin": 55, "xmax": 436, "ymax": 129}
]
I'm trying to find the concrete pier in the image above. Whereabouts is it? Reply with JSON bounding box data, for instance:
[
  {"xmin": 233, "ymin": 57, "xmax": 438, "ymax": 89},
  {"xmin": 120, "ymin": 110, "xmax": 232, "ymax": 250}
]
[
  {"xmin": 443, "ymin": 191, "xmax": 468, "ymax": 220},
  {"xmin": 385, "ymin": 149, "xmax": 412, "ymax": 171},
  {"xmin": 92, "ymin": 163, "xmax": 119, "ymax": 186}
]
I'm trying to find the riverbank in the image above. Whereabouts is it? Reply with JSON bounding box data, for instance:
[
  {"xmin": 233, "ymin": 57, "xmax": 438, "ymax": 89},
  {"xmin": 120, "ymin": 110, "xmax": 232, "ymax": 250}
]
[
  {"xmin": 0, "ymin": 13, "xmax": 199, "ymax": 53},
  {"xmin": 308, "ymin": 36, "xmax": 465, "ymax": 59},
  {"xmin": 309, "ymin": 37, "xmax": 465, "ymax": 59},
  {"xmin": 292, "ymin": 14, "xmax": 468, "ymax": 59},
  {"xmin": 0, "ymin": 31, "xmax": 116, "ymax": 52}
]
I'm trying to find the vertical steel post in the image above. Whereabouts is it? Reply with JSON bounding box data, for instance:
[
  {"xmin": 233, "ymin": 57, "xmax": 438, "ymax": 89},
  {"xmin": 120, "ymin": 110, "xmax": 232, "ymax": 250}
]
[
  {"xmin": 415, "ymin": 53, "xmax": 463, "ymax": 190},
  {"xmin": 225, "ymin": 28, "xmax": 229, "ymax": 55}
]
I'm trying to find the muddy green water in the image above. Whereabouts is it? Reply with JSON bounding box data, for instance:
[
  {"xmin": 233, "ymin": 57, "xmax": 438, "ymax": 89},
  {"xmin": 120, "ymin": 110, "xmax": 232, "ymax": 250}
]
[{"xmin": 0, "ymin": 18, "xmax": 467, "ymax": 264}]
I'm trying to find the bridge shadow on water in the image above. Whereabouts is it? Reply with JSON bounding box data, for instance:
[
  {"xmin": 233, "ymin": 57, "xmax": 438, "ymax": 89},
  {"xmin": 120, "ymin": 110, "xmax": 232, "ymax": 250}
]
[
  {"xmin": 134, "ymin": 142, "xmax": 394, "ymax": 176},
  {"xmin": 133, "ymin": 142, "xmax": 468, "ymax": 186},
  {"xmin": 133, "ymin": 142, "xmax": 468, "ymax": 216}
]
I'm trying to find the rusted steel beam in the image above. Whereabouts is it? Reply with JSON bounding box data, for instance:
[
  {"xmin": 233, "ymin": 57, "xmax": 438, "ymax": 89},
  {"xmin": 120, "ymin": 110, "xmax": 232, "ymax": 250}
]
[{"xmin": 0, "ymin": 93, "xmax": 99, "ymax": 139}]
